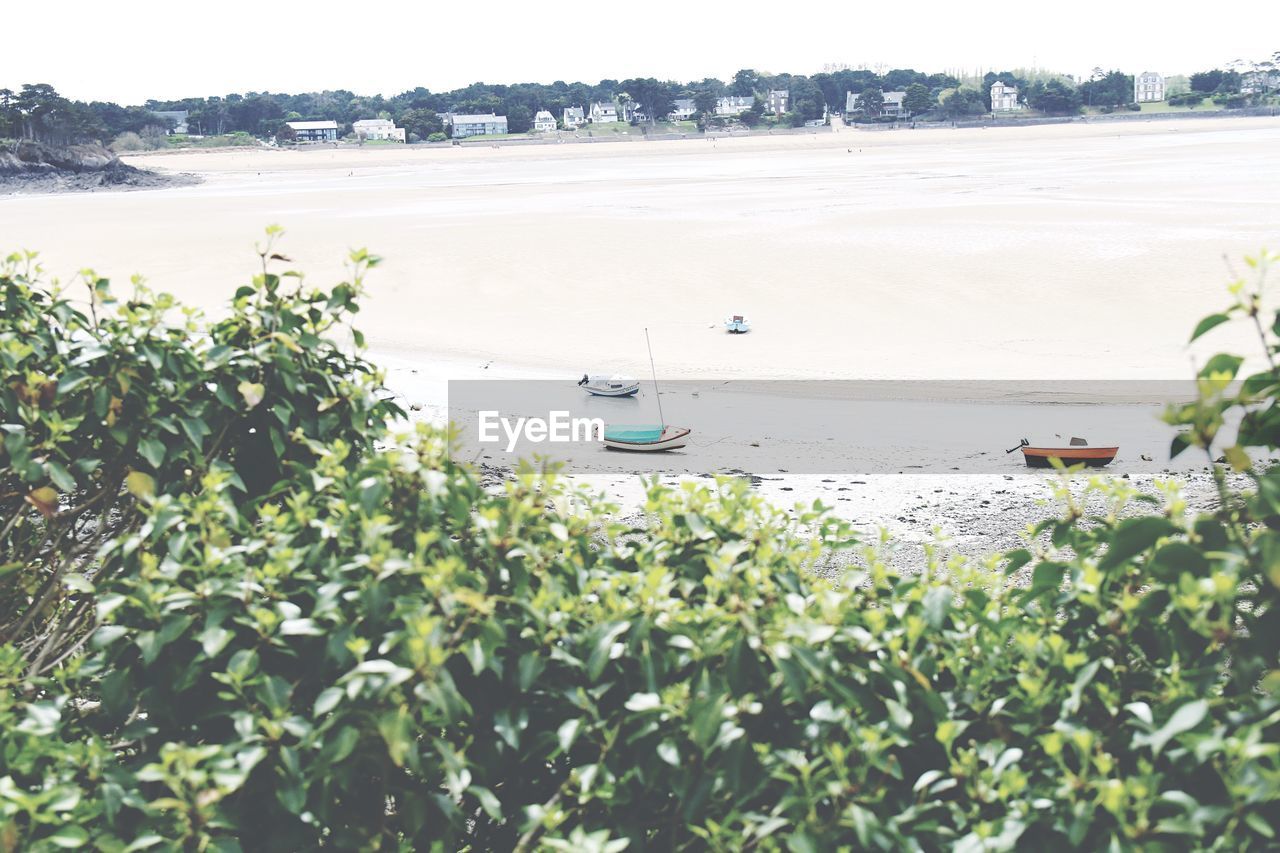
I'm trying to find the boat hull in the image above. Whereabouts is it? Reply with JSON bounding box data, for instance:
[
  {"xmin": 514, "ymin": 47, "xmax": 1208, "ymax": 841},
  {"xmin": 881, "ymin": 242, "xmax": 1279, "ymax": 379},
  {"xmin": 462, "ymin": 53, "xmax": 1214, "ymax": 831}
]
[
  {"xmin": 603, "ymin": 425, "xmax": 691, "ymax": 452},
  {"xmin": 1021, "ymin": 446, "xmax": 1118, "ymax": 468},
  {"xmin": 583, "ymin": 384, "xmax": 640, "ymax": 397}
]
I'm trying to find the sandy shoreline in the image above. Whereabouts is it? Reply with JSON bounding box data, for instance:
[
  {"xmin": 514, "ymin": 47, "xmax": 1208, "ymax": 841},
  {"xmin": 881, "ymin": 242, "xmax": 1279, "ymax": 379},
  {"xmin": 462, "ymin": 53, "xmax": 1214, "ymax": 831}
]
[
  {"xmin": 3, "ymin": 116, "xmax": 1273, "ymax": 551},
  {"xmin": 4, "ymin": 114, "xmax": 1265, "ymax": 382}
]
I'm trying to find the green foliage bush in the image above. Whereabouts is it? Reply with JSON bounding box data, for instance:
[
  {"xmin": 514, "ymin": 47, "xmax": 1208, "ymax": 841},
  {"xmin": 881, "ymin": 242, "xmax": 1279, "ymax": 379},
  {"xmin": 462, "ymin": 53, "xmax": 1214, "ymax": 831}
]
[
  {"xmin": 1, "ymin": 240, "xmax": 1277, "ymax": 850},
  {"xmin": 0, "ymin": 233, "xmax": 399, "ymax": 677}
]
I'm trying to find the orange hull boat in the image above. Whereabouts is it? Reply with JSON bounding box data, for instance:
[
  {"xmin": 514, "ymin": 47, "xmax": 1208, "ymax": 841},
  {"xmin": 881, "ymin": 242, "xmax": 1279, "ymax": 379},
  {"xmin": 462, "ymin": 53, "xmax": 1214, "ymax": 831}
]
[{"xmin": 1020, "ymin": 445, "xmax": 1118, "ymax": 468}]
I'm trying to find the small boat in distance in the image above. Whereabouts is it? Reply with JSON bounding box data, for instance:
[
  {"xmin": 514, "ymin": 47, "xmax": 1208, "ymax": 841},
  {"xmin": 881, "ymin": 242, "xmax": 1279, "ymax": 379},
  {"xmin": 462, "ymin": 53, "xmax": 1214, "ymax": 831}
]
[
  {"xmin": 724, "ymin": 314, "xmax": 750, "ymax": 334},
  {"xmin": 1008, "ymin": 437, "xmax": 1119, "ymax": 468},
  {"xmin": 601, "ymin": 424, "xmax": 691, "ymax": 452},
  {"xmin": 578, "ymin": 374, "xmax": 640, "ymax": 397}
]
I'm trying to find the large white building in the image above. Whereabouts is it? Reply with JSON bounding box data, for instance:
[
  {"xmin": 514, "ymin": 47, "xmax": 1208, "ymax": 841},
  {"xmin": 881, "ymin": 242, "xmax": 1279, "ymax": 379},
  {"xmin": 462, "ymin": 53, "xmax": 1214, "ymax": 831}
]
[
  {"xmin": 844, "ymin": 90, "xmax": 908, "ymax": 118},
  {"xmin": 285, "ymin": 120, "xmax": 340, "ymax": 142},
  {"xmin": 1134, "ymin": 71, "xmax": 1165, "ymax": 103},
  {"xmin": 562, "ymin": 106, "xmax": 585, "ymax": 128},
  {"xmin": 714, "ymin": 95, "xmax": 754, "ymax": 116},
  {"xmin": 450, "ymin": 113, "xmax": 508, "ymax": 138},
  {"xmin": 990, "ymin": 81, "xmax": 1023, "ymax": 111},
  {"xmin": 352, "ymin": 118, "xmax": 405, "ymax": 142},
  {"xmin": 532, "ymin": 110, "xmax": 557, "ymax": 132},
  {"xmin": 589, "ymin": 102, "xmax": 619, "ymax": 123}
]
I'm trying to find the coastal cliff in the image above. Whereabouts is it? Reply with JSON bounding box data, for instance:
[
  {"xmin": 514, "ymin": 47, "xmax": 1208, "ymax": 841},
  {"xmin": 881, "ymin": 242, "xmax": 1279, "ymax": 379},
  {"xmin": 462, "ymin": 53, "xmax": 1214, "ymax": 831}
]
[{"xmin": 0, "ymin": 140, "xmax": 196, "ymax": 194}]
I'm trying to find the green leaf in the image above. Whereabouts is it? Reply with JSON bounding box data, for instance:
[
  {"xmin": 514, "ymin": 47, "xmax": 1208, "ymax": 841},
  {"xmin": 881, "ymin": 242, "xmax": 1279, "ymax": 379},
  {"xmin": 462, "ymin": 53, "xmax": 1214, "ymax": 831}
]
[
  {"xmin": 239, "ymin": 380, "xmax": 266, "ymax": 409},
  {"xmin": 314, "ymin": 687, "xmax": 343, "ymax": 716},
  {"xmin": 1189, "ymin": 312, "xmax": 1230, "ymax": 342},
  {"xmin": 557, "ymin": 718, "xmax": 582, "ymax": 752},
  {"xmin": 125, "ymin": 470, "xmax": 155, "ymax": 502},
  {"xmin": 46, "ymin": 459, "xmax": 76, "ymax": 492},
  {"xmin": 138, "ymin": 437, "xmax": 166, "ymax": 469},
  {"xmin": 922, "ymin": 586, "xmax": 952, "ymax": 629},
  {"xmin": 47, "ymin": 825, "xmax": 89, "ymax": 848},
  {"xmin": 1141, "ymin": 700, "xmax": 1209, "ymax": 755},
  {"xmin": 1100, "ymin": 517, "xmax": 1179, "ymax": 569},
  {"xmin": 587, "ymin": 621, "xmax": 630, "ymax": 681},
  {"xmin": 1197, "ymin": 353, "xmax": 1243, "ymax": 381}
]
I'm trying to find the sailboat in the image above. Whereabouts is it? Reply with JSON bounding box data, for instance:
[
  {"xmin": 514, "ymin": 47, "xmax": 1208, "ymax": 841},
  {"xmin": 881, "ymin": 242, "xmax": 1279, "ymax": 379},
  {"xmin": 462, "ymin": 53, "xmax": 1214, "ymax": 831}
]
[{"xmin": 601, "ymin": 329, "xmax": 691, "ymax": 452}]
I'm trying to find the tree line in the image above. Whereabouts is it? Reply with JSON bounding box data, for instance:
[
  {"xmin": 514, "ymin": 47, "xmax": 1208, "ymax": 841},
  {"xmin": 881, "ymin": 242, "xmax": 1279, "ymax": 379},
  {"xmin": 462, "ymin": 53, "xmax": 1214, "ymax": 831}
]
[{"xmin": 3, "ymin": 55, "xmax": 1276, "ymax": 147}]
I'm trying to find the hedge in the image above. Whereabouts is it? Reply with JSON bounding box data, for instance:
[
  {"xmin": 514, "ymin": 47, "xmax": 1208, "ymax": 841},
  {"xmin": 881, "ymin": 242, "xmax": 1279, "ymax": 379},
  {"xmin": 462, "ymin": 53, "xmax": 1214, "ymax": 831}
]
[{"xmin": 1, "ymin": 238, "xmax": 1277, "ymax": 850}]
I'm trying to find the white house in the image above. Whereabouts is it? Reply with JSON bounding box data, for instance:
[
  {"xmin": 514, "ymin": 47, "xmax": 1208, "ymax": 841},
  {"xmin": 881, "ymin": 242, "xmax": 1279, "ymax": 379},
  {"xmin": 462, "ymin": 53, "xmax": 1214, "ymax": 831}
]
[
  {"xmin": 286, "ymin": 120, "xmax": 340, "ymax": 142},
  {"xmin": 766, "ymin": 90, "xmax": 789, "ymax": 114},
  {"xmin": 352, "ymin": 118, "xmax": 406, "ymax": 142},
  {"xmin": 714, "ymin": 95, "xmax": 754, "ymax": 116},
  {"xmin": 668, "ymin": 98, "xmax": 697, "ymax": 120},
  {"xmin": 589, "ymin": 102, "xmax": 619, "ymax": 123},
  {"xmin": 843, "ymin": 90, "xmax": 908, "ymax": 118},
  {"xmin": 1134, "ymin": 71, "xmax": 1165, "ymax": 103},
  {"xmin": 562, "ymin": 106, "xmax": 585, "ymax": 128},
  {"xmin": 990, "ymin": 81, "xmax": 1023, "ymax": 112},
  {"xmin": 450, "ymin": 113, "xmax": 508, "ymax": 138},
  {"xmin": 532, "ymin": 110, "xmax": 557, "ymax": 132},
  {"xmin": 150, "ymin": 110, "xmax": 189, "ymax": 134}
]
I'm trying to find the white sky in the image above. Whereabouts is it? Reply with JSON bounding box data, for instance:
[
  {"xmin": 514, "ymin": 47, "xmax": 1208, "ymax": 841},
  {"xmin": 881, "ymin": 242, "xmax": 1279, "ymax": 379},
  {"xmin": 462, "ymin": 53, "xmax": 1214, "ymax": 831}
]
[{"xmin": 7, "ymin": 0, "xmax": 1277, "ymax": 104}]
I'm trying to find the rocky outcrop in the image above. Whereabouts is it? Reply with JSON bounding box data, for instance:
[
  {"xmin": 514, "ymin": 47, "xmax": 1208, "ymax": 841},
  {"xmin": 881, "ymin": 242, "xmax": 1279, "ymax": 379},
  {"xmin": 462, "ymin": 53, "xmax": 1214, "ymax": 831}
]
[{"xmin": 0, "ymin": 140, "xmax": 198, "ymax": 194}]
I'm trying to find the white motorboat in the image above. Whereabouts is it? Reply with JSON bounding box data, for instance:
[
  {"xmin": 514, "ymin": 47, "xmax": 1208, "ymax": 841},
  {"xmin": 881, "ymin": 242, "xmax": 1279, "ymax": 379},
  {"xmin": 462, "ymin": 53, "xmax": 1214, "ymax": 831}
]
[
  {"xmin": 724, "ymin": 314, "xmax": 750, "ymax": 334},
  {"xmin": 578, "ymin": 373, "xmax": 640, "ymax": 397}
]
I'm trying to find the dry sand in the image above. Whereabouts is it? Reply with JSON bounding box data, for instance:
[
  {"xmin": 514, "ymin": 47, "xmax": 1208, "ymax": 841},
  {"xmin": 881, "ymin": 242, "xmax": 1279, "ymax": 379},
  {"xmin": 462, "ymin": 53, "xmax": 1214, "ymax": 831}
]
[
  {"xmin": 2, "ymin": 118, "xmax": 1274, "ymax": 556},
  {"xmin": 4, "ymin": 117, "xmax": 1278, "ymax": 382}
]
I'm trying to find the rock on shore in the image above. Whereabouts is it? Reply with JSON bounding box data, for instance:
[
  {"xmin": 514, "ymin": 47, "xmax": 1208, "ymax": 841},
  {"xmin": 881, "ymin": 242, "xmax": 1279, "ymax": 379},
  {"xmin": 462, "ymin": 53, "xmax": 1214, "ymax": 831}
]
[{"xmin": 0, "ymin": 140, "xmax": 197, "ymax": 194}]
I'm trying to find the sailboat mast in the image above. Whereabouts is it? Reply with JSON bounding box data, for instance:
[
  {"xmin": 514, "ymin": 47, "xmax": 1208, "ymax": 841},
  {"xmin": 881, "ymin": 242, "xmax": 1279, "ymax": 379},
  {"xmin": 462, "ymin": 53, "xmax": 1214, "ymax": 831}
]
[{"xmin": 645, "ymin": 327, "xmax": 665, "ymax": 428}]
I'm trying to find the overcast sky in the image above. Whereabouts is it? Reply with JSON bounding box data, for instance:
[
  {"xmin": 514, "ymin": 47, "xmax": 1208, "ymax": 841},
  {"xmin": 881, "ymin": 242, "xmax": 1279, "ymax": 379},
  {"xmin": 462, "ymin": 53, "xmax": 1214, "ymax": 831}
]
[{"xmin": 9, "ymin": 0, "xmax": 1277, "ymax": 104}]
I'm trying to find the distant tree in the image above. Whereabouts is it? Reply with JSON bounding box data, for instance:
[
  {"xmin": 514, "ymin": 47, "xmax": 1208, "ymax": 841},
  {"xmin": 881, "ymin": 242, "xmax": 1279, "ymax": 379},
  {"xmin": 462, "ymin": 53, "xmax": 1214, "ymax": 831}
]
[
  {"xmin": 0, "ymin": 88, "xmax": 20, "ymax": 137},
  {"xmin": 1026, "ymin": 79, "xmax": 1082, "ymax": 115},
  {"xmin": 903, "ymin": 83, "xmax": 934, "ymax": 115},
  {"xmin": 693, "ymin": 90, "xmax": 718, "ymax": 117},
  {"xmin": 275, "ymin": 123, "xmax": 297, "ymax": 143},
  {"xmin": 1079, "ymin": 70, "xmax": 1133, "ymax": 108},
  {"xmin": 731, "ymin": 69, "xmax": 760, "ymax": 97},
  {"xmin": 882, "ymin": 69, "xmax": 928, "ymax": 90},
  {"xmin": 506, "ymin": 105, "xmax": 533, "ymax": 134},
  {"xmin": 400, "ymin": 108, "xmax": 443, "ymax": 139},
  {"xmin": 740, "ymin": 99, "xmax": 764, "ymax": 127},
  {"xmin": 788, "ymin": 77, "xmax": 825, "ymax": 121},
  {"xmin": 940, "ymin": 88, "xmax": 984, "ymax": 119},
  {"xmin": 13, "ymin": 83, "xmax": 67, "ymax": 141},
  {"xmin": 139, "ymin": 125, "xmax": 169, "ymax": 150},
  {"xmin": 1190, "ymin": 69, "xmax": 1226, "ymax": 93},
  {"xmin": 925, "ymin": 72, "xmax": 959, "ymax": 91},
  {"xmin": 620, "ymin": 78, "xmax": 675, "ymax": 124},
  {"xmin": 855, "ymin": 86, "xmax": 885, "ymax": 119},
  {"xmin": 1168, "ymin": 92, "xmax": 1206, "ymax": 108}
]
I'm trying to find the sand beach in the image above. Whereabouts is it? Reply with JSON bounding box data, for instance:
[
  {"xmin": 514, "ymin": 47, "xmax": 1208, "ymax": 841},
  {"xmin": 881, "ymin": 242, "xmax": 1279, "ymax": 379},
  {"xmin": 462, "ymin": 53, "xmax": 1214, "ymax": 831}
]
[{"xmin": 3, "ymin": 116, "xmax": 1276, "ymax": 553}]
